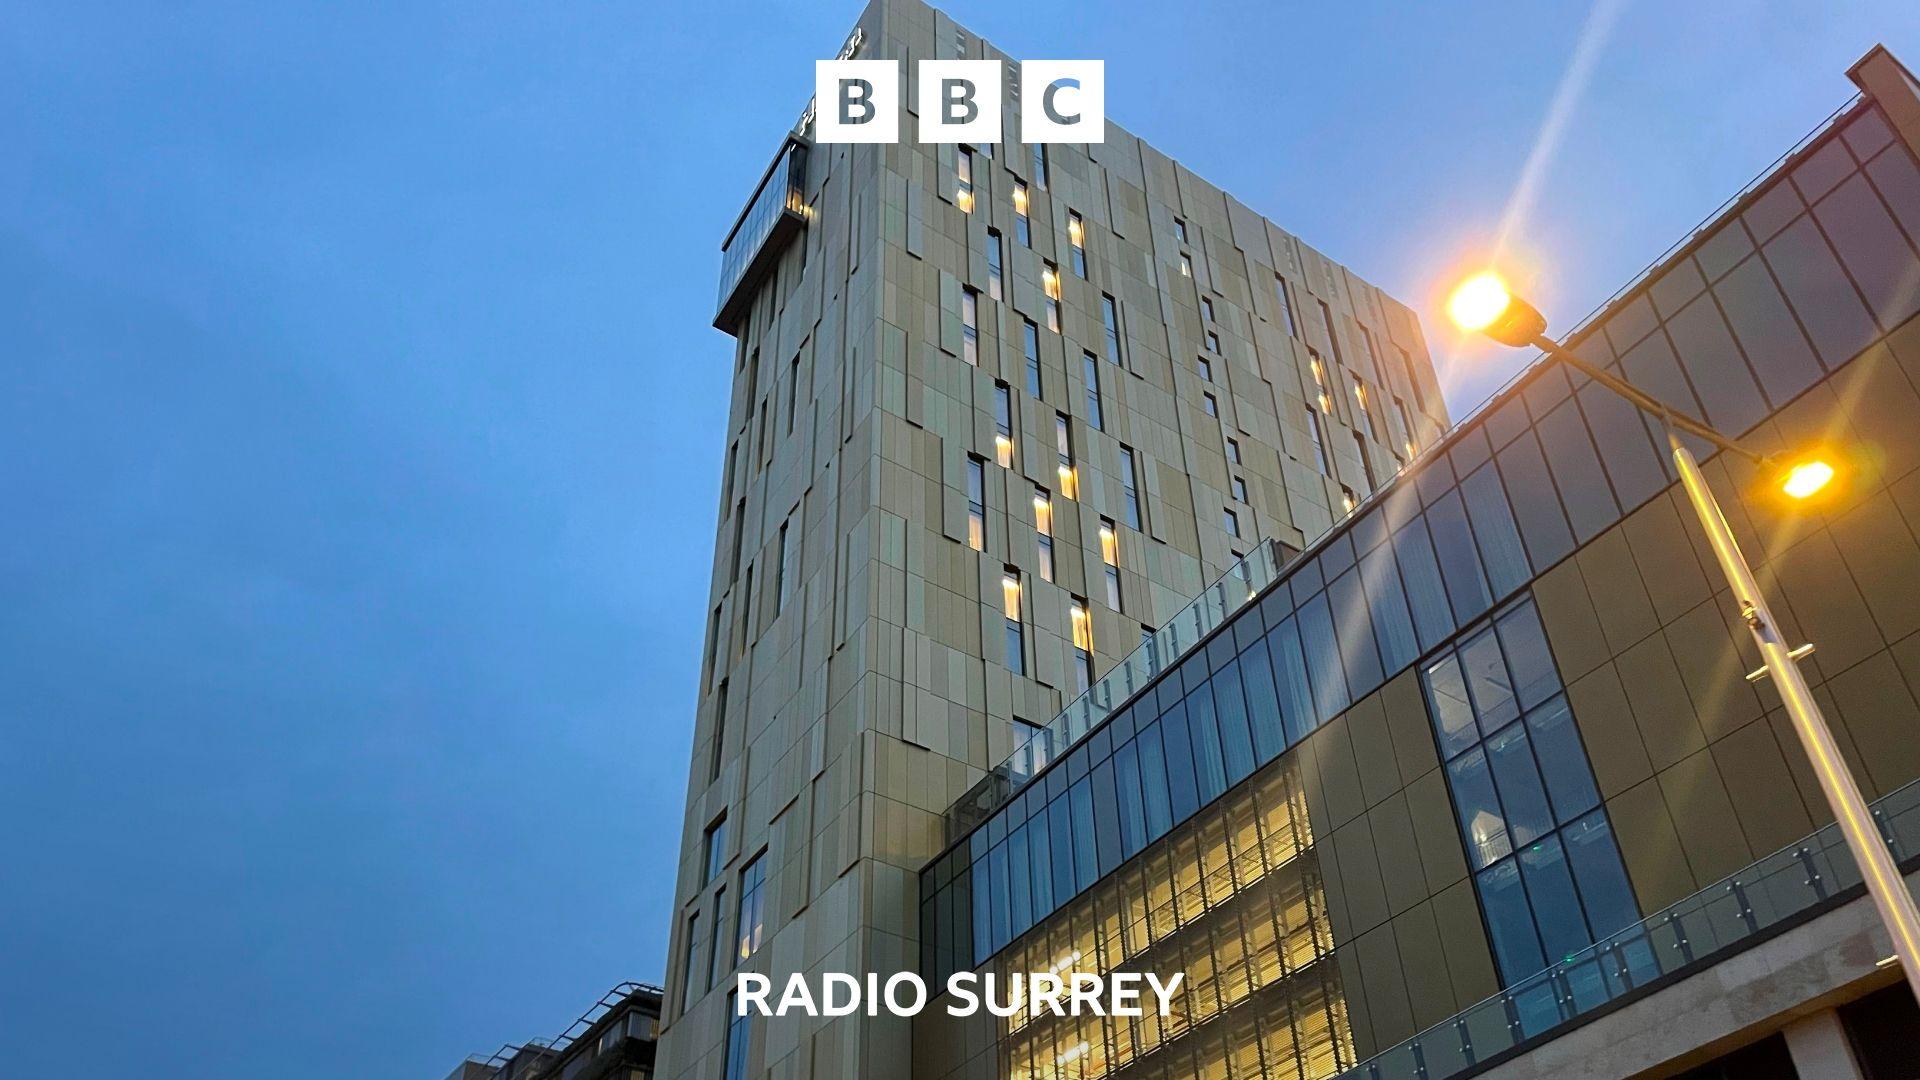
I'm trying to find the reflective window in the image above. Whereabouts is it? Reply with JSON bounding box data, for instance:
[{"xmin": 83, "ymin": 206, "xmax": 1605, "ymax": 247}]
[
  {"xmin": 736, "ymin": 852, "xmax": 767, "ymax": 962},
  {"xmin": 723, "ymin": 991, "xmax": 752, "ymax": 1080}
]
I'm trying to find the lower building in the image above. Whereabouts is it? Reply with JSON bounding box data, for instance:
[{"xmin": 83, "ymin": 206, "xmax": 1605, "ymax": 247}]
[
  {"xmin": 448, "ymin": 982, "xmax": 662, "ymax": 1080},
  {"xmin": 913, "ymin": 45, "xmax": 1920, "ymax": 1080}
]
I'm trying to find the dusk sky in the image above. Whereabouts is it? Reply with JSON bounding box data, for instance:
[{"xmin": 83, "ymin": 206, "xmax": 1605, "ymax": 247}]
[{"xmin": 4, "ymin": 2, "xmax": 1917, "ymax": 1076}]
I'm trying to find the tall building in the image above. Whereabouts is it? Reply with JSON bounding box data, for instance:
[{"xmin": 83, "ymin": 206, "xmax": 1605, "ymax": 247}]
[
  {"xmin": 659, "ymin": 1, "xmax": 1446, "ymax": 1078},
  {"xmin": 912, "ymin": 43, "xmax": 1920, "ymax": 1080}
]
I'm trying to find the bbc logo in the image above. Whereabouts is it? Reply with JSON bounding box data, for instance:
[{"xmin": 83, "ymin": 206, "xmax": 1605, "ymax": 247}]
[{"xmin": 814, "ymin": 59, "xmax": 1104, "ymax": 145}]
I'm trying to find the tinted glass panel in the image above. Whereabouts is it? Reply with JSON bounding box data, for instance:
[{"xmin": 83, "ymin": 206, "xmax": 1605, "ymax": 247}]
[
  {"xmin": 1394, "ymin": 518, "xmax": 1456, "ymax": 649},
  {"xmin": 1007, "ymin": 823, "xmax": 1031, "ymax": 935},
  {"xmin": 1618, "ymin": 330, "xmax": 1706, "ymax": 427},
  {"xmin": 1159, "ymin": 701, "xmax": 1200, "ymax": 823},
  {"xmin": 1665, "ymin": 293, "xmax": 1770, "ymax": 434},
  {"xmin": 1460, "ymin": 628, "xmax": 1519, "ymax": 730},
  {"xmin": 1426, "ymin": 492, "xmax": 1493, "ymax": 624},
  {"xmin": 1496, "ymin": 602, "xmax": 1560, "ymax": 709},
  {"xmin": 1070, "ymin": 778, "xmax": 1098, "ymax": 891},
  {"xmin": 1091, "ymin": 759, "xmax": 1122, "ymax": 876},
  {"xmin": 1763, "ymin": 214, "xmax": 1880, "ymax": 367},
  {"xmin": 1486, "ymin": 722, "xmax": 1555, "ymax": 851},
  {"xmin": 1136, "ymin": 722, "xmax": 1174, "ymax": 837},
  {"xmin": 1495, "ymin": 431, "xmax": 1575, "ymax": 572},
  {"xmin": 1563, "ymin": 811, "xmax": 1639, "ymax": 937},
  {"xmin": 1328, "ymin": 568, "xmax": 1385, "ymax": 695},
  {"xmin": 1535, "ymin": 399, "xmax": 1620, "ymax": 543},
  {"xmin": 1210, "ymin": 660, "xmax": 1257, "ymax": 785},
  {"xmin": 1359, "ymin": 546, "xmax": 1420, "ymax": 675},
  {"xmin": 1525, "ymin": 696, "xmax": 1599, "ymax": 824},
  {"xmin": 1186, "ymin": 686, "xmax": 1228, "ymax": 805},
  {"xmin": 1712, "ymin": 255, "xmax": 1823, "ymax": 407},
  {"xmin": 1297, "ymin": 591, "xmax": 1350, "ymax": 720},
  {"xmin": 1577, "ymin": 381, "xmax": 1670, "ymax": 511},
  {"xmin": 1112, "ymin": 740, "xmax": 1148, "ymax": 859},
  {"xmin": 1427, "ymin": 653, "xmax": 1478, "ymax": 760},
  {"xmin": 1814, "ymin": 171, "xmax": 1920, "ymax": 330},
  {"xmin": 1448, "ymin": 748, "xmax": 1511, "ymax": 868},
  {"xmin": 1518, "ymin": 835, "xmax": 1590, "ymax": 963},
  {"xmin": 1479, "ymin": 858, "xmax": 1546, "ymax": 979},
  {"xmin": 1048, "ymin": 798, "xmax": 1076, "ymax": 906},
  {"xmin": 1461, "ymin": 464, "xmax": 1531, "ymax": 599},
  {"xmin": 1237, "ymin": 639, "xmax": 1288, "ymax": 762},
  {"xmin": 1266, "ymin": 618, "xmax": 1318, "ymax": 745}
]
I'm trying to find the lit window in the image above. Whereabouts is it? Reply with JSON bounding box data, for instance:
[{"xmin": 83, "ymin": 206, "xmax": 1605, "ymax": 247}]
[
  {"xmin": 1055, "ymin": 413, "xmax": 1077, "ymax": 499},
  {"xmin": 1197, "ymin": 356, "xmax": 1213, "ymax": 382},
  {"xmin": 966, "ymin": 455, "xmax": 986, "ymax": 550},
  {"xmin": 1032, "ymin": 144, "xmax": 1048, "ymax": 190},
  {"xmin": 1002, "ymin": 570, "xmax": 1025, "ymax": 674},
  {"xmin": 1173, "ymin": 217, "xmax": 1188, "ymax": 242},
  {"xmin": 1226, "ymin": 436, "xmax": 1241, "ymax": 464},
  {"xmin": 1395, "ymin": 396, "xmax": 1418, "ymax": 458},
  {"xmin": 1231, "ymin": 475, "xmax": 1248, "ymax": 502},
  {"xmin": 1203, "ymin": 392, "xmax": 1218, "ymax": 417},
  {"xmin": 1179, "ymin": 252, "xmax": 1192, "ymax": 278},
  {"xmin": 994, "ymin": 383, "xmax": 1015, "ymax": 467},
  {"xmin": 957, "ymin": 147, "xmax": 974, "ymax": 213},
  {"xmin": 736, "ymin": 853, "xmax": 766, "ymax": 961},
  {"xmin": 1023, "ymin": 319, "xmax": 1042, "ymax": 398},
  {"xmin": 1042, "ymin": 262, "xmax": 1061, "ymax": 332},
  {"xmin": 1101, "ymin": 295, "xmax": 1123, "ymax": 364},
  {"xmin": 1069, "ymin": 597, "xmax": 1093, "ymax": 693},
  {"xmin": 1099, "ymin": 519, "xmax": 1121, "ymax": 611},
  {"xmin": 1083, "ymin": 351, "xmax": 1103, "ymax": 430},
  {"xmin": 1340, "ymin": 486, "xmax": 1356, "ymax": 514},
  {"xmin": 1399, "ymin": 345, "xmax": 1426, "ymax": 410},
  {"xmin": 1274, "ymin": 275, "xmax": 1297, "ymax": 336},
  {"xmin": 1353, "ymin": 376, "xmax": 1380, "ymax": 440},
  {"xmin": 703, "ymin": 816, "xmax": 728, "ymax": 881},
  {"xmin": 1223, "ymin": 507, "xmax": 1240, "ymax": 537},
  {"xmin": 961, "ymin": 287, "xmax": 979, "ymax": 366},
  {"xmin": 1119, "ymin": 445, "xmax": 1142, "ymax": 530},
  {"xmin": 1306, "ymin": 406, "xmax": 1329, "ymax": 475},
  {"xmin": 1034, "ymin": 488, "xmax": 1055, "ymax": 582},
  {"xmin": 1013, "ymin": 181, "xmax": 1031, "ymax": 247},
  {"xmin": 986, "ymin": 229, "xmax": 1004, "ymax": 300},
  {"xmin": 1068, "ymin": 211, "xmax": 1087, "ymax": 278}
]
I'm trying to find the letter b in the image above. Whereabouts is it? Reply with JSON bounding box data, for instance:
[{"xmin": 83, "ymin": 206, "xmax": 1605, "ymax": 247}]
[
  {"xmin": 917, "ymin": 60, "xmax": 1002, "ymax": 144},
  {"xmin": 816, "ymin": 60, "xmax": 899, "ymax": 143}
]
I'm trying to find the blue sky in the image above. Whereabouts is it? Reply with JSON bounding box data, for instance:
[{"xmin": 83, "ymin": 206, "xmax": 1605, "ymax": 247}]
[{"xmin": 2, "ymin": 2, "xmax": 1915, "ymax": 1076}]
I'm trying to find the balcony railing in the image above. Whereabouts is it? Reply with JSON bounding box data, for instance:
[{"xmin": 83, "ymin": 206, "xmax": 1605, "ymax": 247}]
[{"xmin": 1340, "ymin": 776, "xmax": 1920, "ymax": 1080}]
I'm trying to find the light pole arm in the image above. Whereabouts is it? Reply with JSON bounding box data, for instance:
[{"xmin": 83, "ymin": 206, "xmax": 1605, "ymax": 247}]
[{"xmin": 1528, "ymin": 333, "xmax": 1770, "ymax": 468}]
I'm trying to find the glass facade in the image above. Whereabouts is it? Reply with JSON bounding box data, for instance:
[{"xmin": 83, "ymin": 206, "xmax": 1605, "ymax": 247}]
[
  {"xmin": 715, "ymin": 138, "xmax": 808, "ymax": 329},
  {"xmin": 924, "ymin": 93, "xmax": 1920, "ymax": 1028},
  {"xmin": 1420, "ymin": 599, "xmax": 1639, "ymax": 985}
]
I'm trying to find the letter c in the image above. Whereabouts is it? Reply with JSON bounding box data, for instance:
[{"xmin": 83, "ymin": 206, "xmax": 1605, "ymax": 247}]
[{"xmin": 1043, "ymin": 78, "xmax": 1081, "ymax": 125}]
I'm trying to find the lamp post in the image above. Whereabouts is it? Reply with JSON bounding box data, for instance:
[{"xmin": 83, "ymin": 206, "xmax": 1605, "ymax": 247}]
[{"xmin": 1448, "ymin": 271, "xmax": 1920, "ymax": 1005}]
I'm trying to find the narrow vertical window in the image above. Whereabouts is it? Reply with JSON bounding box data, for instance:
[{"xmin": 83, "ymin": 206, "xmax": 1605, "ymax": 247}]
[
  {"xmin": 1395, "ymin": 396, "xmax": 1418, "ymax": 458},
  {"xmin": 775, "ymin": 519, "xmax": 795, "ymax": 613},
  {"xmin": 1201, "ymin": 296, "xmax": 1214, "ymax": 322},
  {"xmin": 1173, "ymin": 217, "xmax": 1188, "ymax": 243},
  {"xmin": 1179, "ymin": 252, "xmax": 1193, "ymax": 278},
  {"xmin": 986, "ymin": 229, "xmax": 1004, "ymax": 300},
  {"xmin": 1023, "ymin": 319, "xmax": 1042, "ymax": 398},
  {"xmin": 1340, "ymin": 486, "xmax": 1356, "ymax": 515},
  {"xmin": 1069, "ymin": 597, "xmax": 1093, "ymax": 693},
  {"xmin": 1003, "ymin": 570, "xmax": 1026, "ymax": 674},
  {"xmin": 1309, "ymin": 349, "xmax": 1331, "ymax": 413},
  {"xmin": 1354, "ymin": 429, "xmax": 1377, "ymax": 492},
  {"xmin": 709, "ymin": 680, "xmax": 728, "ymax": 782},
  {"xmin": 1032, "ymin": 144, "xmax": 1048, "ymax": 190},
  {"xmin": 961, "ymin": 288, "xmax": 979, "ymax": 366},
  {"xmin": 966, "ymin": 455, "xmax": 986, "ymax": 550},
  {"xmin": 707, "ymin": 887, "xmax": 727, "ymax": 988},
  {"xmin": 956, "ymin": 147, "xmax": 975, "ymax": 213},
  {"xmin": 1275, "ymin": 275, "xmax": 1297, "ymax": 336},
  {"xmin": 786, "ymin": 356, "xmax": 800, "ymax": 434},
  {"xmin": 1034, "ymin": 488, "xmax": 1055, "ymax": 582},
  {"xmin": 1357, "ymin": 323, "xmax": 1380, "ymax": 374},
  {"xmin": 1068, "ymin": 210, "xmax": 1087, "ymax": 278},
  {"xmin": 1042, "ymin": 262, "xmax": 1061, "ymax": 332},
  {"xmin": 1203, "ymin": 392, "xmax": 1218, "ymax": 417},
  {"xmin": 1231, "ymin": 475, "xmax": 1248, "ymax": 502},
  {"xmin": 736, "ymin": 853, "xmax": 767, "ymax": 961},
  {"xmin": 1197, "ymin": 356, "xmax": 1213, "ymax": 382},
  {"xmin": 994, "ymin": 383, "xmax": 1015, "ymax": 467},
  {"xmin": 1054, "ymin": 413, "xmax": 1077, "ymax": 499},
  {"xmin": 723, "ymin": 991, "xmax": 751, "ymax": 1080},
  {"xmin": 1101, "ymin": 295, "xmax": 1123, "ymax": 364},
  {"xmin": 1223, "ymin": 507, "xmax": 1240, "ymax": 537},
  {"xmin": 681, "ymin": 912, "xmax": 701, "ymax": 1011},
  {"xmin": 1306, "ymin": 406, "xmax": 1330, "ymax": 475},
  {"xmin": 1399, "ymin": 345, "xmax": 1427, "ymax": 410},
  {"xmin": 1204, "ymin": 330, "xmax": 1220, "ymax": 353},
  {"xmin": 1099, "ymin": 519, "xmax": 1122, "ymax": 612},
  {"xmin": 729, "ymin": 500, "xmax": 746, "ymax": 581},
  {"xmin": 1318, "ymin": 299, "xmax": 1345, "ymax": 366},
  {"xmin": 703, "ymin": 815, "xmax": 729, "ymax": 881},
  {"xmin": 1226, "ymin": 436, "xmax": 1241, "ymax": 465},
  {"xmin": 1353, "ymin": 376, "xmax": 1380, "ymax": 440},
  {"xmin": 1013, "ymin": 181, "xmax": 1031, "ymax": 246},
  {"xmin": 1083, "ymin": 352, "xmax": 1104, "ymax": 430},
  {"xmin": 1119, "ymin": 445, "xmax": 1142, "ymax": 530}
]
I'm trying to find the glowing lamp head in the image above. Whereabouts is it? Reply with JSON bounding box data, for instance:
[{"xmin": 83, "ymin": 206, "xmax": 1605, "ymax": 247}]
[
  {"xmin": 1447, "ymin": 271, "xmax": 1548, "ymax": 347},
  {"xmin": 1781, "ymin": 459, "xmax": 1836, "ymax": 500}
]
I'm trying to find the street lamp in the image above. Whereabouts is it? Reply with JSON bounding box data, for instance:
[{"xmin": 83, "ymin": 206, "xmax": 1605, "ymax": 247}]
[{"xmin": 1448, "ymin": 270, "xmax": 1920, "ymax": 1005}]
